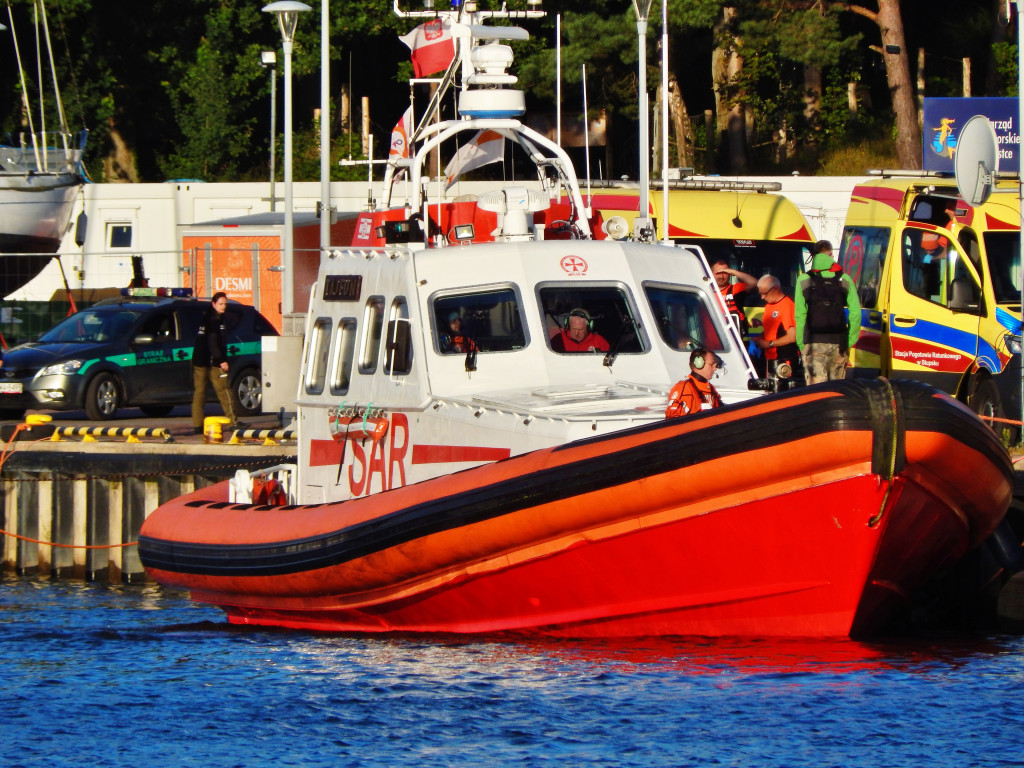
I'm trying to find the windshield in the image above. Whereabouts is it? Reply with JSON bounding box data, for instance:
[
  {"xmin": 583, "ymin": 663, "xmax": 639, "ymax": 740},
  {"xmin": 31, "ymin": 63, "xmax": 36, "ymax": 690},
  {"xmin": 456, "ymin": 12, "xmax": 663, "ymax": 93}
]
[
  {"xmin": 676, "ymin": 239, "xmax": 811, "ymax": 301},
  {"xmin": 982, "ymin": 231, "xmax": 1021, "ymax": 304},
  {"xmin": 644, "ymin": 284, "xmax": 725, "ymax": 352},
  {"xmin": 39, "ymin": 309, "xmax": 142, "ymax": 344}
]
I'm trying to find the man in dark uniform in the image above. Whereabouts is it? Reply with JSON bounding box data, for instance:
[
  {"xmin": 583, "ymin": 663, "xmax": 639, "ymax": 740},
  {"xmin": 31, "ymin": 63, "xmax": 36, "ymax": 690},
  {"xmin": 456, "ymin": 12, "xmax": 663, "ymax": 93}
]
[{"xmin": 191, "ymin": 291, "xmax": 240, "ymax": 434}]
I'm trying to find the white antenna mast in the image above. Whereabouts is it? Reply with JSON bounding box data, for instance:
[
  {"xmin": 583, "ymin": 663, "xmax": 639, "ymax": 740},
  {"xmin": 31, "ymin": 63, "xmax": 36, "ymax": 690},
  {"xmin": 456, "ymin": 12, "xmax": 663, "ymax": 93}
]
[
  {"xmin": 582, "ymin": 64, "xmax": 591, "ymax": 207},
  {"xmin": 556, "ymin": 14, "xmax": 561, "ymax": 149},
  {"xmin": 660, "ymin": 0, "xmax": 669, "ymax": 243},
  {"xmin": 366, "ymin": 134, "xmax": 375, "ymax": 210}
]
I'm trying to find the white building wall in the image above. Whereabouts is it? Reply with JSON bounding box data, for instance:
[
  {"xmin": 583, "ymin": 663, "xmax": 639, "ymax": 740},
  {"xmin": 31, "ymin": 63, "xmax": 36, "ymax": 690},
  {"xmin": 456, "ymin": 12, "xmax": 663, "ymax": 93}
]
[{"xmin": 10, "ymin": 176, "xmax": 866, "ymax": 301}]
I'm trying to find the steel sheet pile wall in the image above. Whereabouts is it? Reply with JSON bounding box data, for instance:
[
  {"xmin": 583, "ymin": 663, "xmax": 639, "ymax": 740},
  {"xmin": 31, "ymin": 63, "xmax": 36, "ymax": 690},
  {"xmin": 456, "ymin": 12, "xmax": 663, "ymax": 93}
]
[
  {"xmin": 0, "ymin": 443, "xmax": 295, "ymax": 582},
  {"xmin": 1, "ymin": 472, "xmax": 206, "ymax": 581}
]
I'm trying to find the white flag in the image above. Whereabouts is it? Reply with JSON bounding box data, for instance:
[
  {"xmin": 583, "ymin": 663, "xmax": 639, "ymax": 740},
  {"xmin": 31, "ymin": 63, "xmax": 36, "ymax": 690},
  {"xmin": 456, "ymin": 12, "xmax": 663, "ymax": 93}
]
[
  {"xmin": 444, "ymin": 130, "xmax": 505, "ymax": 189},
  {"xmin": 389, "ymin": 107, "xmax": 413, "ymax": 161}
]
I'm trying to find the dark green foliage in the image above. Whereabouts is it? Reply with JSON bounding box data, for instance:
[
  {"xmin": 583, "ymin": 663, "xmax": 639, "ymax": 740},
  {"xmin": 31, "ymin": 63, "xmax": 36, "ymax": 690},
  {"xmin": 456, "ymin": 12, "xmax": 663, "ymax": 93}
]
[{"xmin": 0, "ymin": 0, "xmax": 1015, "ymax": 181}]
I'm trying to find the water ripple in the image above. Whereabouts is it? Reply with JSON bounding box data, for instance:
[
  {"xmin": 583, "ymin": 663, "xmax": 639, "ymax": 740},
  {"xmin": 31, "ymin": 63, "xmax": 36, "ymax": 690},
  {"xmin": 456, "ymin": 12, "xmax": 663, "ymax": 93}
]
[{"xmin": 1, "ymin": 577, "xmax": 1023, "ymax": 767}]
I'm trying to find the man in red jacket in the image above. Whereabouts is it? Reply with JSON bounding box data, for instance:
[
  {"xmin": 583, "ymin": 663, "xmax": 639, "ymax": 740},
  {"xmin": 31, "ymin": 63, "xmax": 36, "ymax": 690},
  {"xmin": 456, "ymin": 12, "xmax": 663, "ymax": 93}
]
[
  {"xmin": 552, "ymin": 308, "xmax": 610, "ymax": 353},
  {"xmin": 666, "ymin": 347, "xmax": 724, "ymax": 418}
]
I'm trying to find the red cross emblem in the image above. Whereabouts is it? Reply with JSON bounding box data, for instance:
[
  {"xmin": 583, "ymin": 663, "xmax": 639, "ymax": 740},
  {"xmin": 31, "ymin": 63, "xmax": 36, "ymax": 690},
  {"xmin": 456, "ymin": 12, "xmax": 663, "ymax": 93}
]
[{"xmin": 560, "ymin": 255, "xmax": 588, "ymax": 276}]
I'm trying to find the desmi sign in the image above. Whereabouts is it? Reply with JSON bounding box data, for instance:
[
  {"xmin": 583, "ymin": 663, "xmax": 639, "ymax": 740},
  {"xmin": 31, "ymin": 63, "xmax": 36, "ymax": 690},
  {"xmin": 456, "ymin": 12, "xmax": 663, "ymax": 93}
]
[{"xmin": 922, "ymin": 97, "xmax": 1018, "ymax": 173}]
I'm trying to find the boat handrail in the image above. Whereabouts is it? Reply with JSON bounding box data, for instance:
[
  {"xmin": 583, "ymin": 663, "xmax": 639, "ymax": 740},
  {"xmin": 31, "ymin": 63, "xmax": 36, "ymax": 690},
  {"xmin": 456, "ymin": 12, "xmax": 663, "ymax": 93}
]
[
  {"xmin": 400, "ymin": 118, "xmax": 591, "ymax": 239},
  {"xmin": 229, "ymin": 463, "xmax": 298, "ymax": 506}
]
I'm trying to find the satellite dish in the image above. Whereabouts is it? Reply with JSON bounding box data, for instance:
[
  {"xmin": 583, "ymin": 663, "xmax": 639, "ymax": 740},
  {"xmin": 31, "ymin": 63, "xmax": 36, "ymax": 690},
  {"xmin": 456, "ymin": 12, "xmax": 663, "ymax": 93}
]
[
  {"xmin": 601, "ymin": 215, "xmax": 630, "ymax": 240},
  {"xmin": 954, "ymin": 115, "xmax": 999, "ymax": 207}
]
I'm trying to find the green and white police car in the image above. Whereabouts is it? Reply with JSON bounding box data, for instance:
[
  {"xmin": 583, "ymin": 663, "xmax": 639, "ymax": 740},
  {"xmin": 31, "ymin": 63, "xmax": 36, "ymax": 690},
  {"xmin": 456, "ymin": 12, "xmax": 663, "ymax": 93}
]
[{"xmin": 0, "ymin": 289, "xmax": 277, "ymax": 420}]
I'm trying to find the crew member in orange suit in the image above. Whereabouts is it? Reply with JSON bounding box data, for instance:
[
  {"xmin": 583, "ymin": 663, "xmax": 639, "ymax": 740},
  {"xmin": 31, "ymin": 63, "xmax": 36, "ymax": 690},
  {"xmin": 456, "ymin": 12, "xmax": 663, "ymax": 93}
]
[{"xmin": 666, "ymin": 347, "xmax": 724, "ymax": 418}]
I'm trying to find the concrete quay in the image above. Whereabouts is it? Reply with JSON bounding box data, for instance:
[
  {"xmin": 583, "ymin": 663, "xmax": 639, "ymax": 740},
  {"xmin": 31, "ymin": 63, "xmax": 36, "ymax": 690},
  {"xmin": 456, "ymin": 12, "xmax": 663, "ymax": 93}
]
[
  {"xmin": 0, "ymin": 421, "xmax": 295, "ymax": 582},
  {"xmin": 3, "ymin": 416, "xmax": 1024, "ymax": 634}
]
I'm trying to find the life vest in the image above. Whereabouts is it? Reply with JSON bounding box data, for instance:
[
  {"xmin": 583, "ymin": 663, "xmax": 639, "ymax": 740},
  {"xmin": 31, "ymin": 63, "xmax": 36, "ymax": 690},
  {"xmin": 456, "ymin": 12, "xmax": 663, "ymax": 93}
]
[
  {"xmin": 665, "ymin": 374, "xmax": 722, "ymax": 418},
  {"xmin": 441, "ymin": 333, "xmax": 478, "ymax": 353},
  {"xmin": 721, "ymin": 284, "xmax": 749, "ymax": 335}
]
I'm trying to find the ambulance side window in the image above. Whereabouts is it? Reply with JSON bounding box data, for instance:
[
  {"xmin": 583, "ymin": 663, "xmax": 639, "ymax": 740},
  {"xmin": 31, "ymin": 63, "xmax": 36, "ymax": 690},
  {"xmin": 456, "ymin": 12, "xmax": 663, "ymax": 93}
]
[
  {"xmin": 840, "ymin": 226, "xmax": 889, "ymax": 308},
  {"xmin": 983, "ymin": 231, "xmax": 1021, "ymax": 303},
  {"xmin": 901, "ymin": 228, "xmax": 980, "ymax": 312},
  {"xmin": 902, "ymin": 229, "xmax": 948, "ymax": 303},
  {"xmin": 948, "ymin": 254, "xmax": 983, "ymax": 314},
  {"xmin": 957, "ymin": 229, "xmax": 983, "ymax": 275}
]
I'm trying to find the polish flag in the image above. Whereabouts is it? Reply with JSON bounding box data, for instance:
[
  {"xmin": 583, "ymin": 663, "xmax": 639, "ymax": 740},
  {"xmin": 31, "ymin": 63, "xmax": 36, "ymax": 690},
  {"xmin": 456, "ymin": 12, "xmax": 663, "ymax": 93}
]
[
  {"xmin": 389, "ymin": 107, "xmax": 414, "ymax": 161},
  {"xmin": 399, "ymin": 19, "xmax": 455, "ymax": 78},
  {"xmin": 444, "ymin": 130, "xmax": 505, "ymax": 189}
]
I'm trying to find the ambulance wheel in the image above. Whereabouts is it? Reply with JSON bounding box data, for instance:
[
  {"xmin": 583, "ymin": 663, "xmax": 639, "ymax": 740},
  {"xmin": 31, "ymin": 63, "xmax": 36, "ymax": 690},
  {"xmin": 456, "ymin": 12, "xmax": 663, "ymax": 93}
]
[
  {"xmin": 971, "ymin": 378, "xmax": 1018, "ymax": 446},
  {"xmin": 85, "ymin": 373, "xmax": 121, "ymax": 420}
]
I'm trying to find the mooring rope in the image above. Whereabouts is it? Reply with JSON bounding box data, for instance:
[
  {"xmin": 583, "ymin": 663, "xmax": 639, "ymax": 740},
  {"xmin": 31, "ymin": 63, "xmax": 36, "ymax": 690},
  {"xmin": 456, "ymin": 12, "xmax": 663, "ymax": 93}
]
[
  {"xmin": 0, "ymin": 423, "xmax": 31, "ymax": 471},
  {"xmin": 867, "ymin": 378, "xmax": 900, "ymax": 528},
  {"xmin": 0, "ymin": 527, "xmax": 137, "ymax": 549}
]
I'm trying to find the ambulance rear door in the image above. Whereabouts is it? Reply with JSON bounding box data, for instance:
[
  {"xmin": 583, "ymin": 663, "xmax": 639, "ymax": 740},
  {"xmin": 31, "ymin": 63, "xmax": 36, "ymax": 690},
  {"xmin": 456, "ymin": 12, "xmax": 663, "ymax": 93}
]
[{"xmin": 840, "ymin": 224, "xmax": 891, "ymax": 377}]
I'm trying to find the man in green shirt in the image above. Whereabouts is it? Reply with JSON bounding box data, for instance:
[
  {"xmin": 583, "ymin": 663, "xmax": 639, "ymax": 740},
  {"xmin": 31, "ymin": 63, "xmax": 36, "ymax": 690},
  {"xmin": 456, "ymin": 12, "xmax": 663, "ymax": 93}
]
[{"xmin": 795, "ymin": 240, "xmax": 862, "ymax": 384}]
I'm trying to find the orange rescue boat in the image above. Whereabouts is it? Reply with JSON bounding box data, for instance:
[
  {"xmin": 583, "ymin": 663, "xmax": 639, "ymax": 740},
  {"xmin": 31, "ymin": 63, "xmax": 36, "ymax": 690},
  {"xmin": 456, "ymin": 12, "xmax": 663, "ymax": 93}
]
[{"xmin": 139, "ymin": 379, "xmax": 1012, "ymax": 638}]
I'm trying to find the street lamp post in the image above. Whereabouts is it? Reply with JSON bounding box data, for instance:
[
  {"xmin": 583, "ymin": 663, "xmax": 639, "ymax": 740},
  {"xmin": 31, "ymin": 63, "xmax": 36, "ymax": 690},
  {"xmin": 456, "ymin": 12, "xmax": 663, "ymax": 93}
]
[
  {"xmin": 260, "ymin": 50, "xmax": 277, "ymax": 212},
  {"xmin": 319, "ymin": 0, "xmax": 331, "ymax": 253},
  {"xmin": 631, "ymin": 0, "xmax": 654, "ymax": 242},
  {"xmin": 263, "ymin": 0, "xmax": 311, "ymax": 321}
]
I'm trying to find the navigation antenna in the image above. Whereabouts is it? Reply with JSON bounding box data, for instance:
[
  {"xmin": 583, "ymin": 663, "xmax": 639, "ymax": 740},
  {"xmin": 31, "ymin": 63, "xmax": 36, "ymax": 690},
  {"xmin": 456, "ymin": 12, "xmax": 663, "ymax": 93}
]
[{"xmin": 582, "ymin": 64, "xmax": 592, "ymax": 210}]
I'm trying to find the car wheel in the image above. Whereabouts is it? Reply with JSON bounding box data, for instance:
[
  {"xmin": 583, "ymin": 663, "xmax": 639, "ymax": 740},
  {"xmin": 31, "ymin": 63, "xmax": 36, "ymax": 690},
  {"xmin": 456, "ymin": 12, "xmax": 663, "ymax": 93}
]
[
  {"xmin": 0, "ymin": 408, "xmax": 25, "ymax": 420},
  {"xmin": 970, "ymin": 378, "xmax": 1018, "ymax": 446},
  {"xmin": 85, "ymin": 373, "xmax": 121, "ymax": 420},
  {"xmin": 232, "ymin": 367, "xmax": 262, "ymax": 416},
  {"xmin": 140, "ymin": 404, "xmax": 174, "ymax": 418}
]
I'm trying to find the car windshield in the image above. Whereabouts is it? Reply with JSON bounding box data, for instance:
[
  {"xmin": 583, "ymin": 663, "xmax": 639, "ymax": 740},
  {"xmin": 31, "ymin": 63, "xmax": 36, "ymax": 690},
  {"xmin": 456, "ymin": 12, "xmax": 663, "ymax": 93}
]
[{"xmin": 38, "ymin": 309, "xmax": 142, "ymax": 344}]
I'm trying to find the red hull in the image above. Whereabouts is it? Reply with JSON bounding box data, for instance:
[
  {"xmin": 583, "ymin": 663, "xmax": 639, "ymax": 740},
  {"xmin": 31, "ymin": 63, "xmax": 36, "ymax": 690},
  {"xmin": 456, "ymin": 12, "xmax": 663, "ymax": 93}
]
[{"xmin": 140, "ymin": 380, "xmax": 1012, "ymax": 637}]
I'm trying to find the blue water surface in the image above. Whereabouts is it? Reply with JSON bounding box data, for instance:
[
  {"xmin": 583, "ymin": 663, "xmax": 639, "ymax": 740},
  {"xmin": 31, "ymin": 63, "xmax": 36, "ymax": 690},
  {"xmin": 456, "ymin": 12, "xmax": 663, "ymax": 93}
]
[{"xmin": 1, "ymin": 577, "xmax": 1023, "ymax": 768}]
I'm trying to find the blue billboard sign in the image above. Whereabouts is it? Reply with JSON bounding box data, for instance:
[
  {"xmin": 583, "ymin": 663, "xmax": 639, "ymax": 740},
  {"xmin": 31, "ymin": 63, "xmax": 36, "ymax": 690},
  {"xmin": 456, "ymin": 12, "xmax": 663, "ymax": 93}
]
[{"xmin": 922, "ymin": 97, "xmax": 1018, "ymax": 173}]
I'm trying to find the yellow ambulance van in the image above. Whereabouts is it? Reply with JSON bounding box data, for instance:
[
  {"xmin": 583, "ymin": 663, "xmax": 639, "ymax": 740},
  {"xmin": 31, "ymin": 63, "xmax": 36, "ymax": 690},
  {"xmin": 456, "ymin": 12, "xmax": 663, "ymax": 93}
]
[
  {"xmin": 837, "ymin": 172, "xmax": 1022, "ymax": 441},
  {"xmin": 588, "ymin": 180, "xmax": 816, "ymax": 334}
]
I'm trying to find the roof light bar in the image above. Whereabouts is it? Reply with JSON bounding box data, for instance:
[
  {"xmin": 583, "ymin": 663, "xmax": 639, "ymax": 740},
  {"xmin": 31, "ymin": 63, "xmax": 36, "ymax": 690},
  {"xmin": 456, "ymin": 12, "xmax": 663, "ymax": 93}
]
[{"xmin": 120, "ymin": 287, "xmax": 194, "ymax": 298}]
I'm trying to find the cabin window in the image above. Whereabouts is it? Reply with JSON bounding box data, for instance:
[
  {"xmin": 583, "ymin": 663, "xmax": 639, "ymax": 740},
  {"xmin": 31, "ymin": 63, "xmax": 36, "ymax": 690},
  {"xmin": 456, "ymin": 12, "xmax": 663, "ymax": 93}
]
[
  {"xmin": 644, "ymin": 285, "xmax": 725, "ymax": 352},
  {"xmin": 840, "ymin": 226, "xmax": 889, "ymax": 308},
  {"xmin": 330, "ymin": 318, "xmax": 357, "ymax": 394},
  {"xmin": 107, "ymin": 223, "xmax": 133, "ymax": 249},
  {"xmin": 305, "ymin": 317, "xmax": 332, "ymax": 394},
  {"xmin": 384, "ymin": 297, "xmax": 413, "ymax": 375},
  {"xmin": 433, "ymin": 287, "xmax": 526, "ymax": 354},
  {"xmin": 539, "ymin": 285, "xmax": 645, "ymax": 354},
  {"xmin": 359, "ymin": 296, "xmax": 386, "ymax": 373}
]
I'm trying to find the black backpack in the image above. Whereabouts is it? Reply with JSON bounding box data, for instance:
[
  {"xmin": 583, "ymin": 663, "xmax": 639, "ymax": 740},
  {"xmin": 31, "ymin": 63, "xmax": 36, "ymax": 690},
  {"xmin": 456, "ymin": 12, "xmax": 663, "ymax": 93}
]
[{"xmin": 803, "ymin": 270, "xmax": 848, "ymax": 335}]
